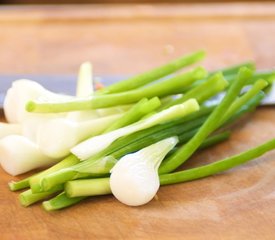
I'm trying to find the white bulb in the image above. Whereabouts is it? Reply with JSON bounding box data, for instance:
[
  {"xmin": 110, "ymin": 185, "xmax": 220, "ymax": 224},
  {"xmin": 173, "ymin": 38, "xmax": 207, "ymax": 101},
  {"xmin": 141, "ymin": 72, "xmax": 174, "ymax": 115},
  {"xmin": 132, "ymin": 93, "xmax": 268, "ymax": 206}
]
[
  {"xmin": 110, "ymin": 137, "xmax": 178, "ymax": 206},
  {"xmin": 3, "ymin": 79, "xmax": 72, "ymax": 124},
  {"xmin": 110, "ymin": 154, "xmax": 160, "ymax": 206},
  {"xmin": 4, "ymin": 80, "xmax": 45, "ymax": 123},
  {"xmin": 0, "ymin": 135, "xmax": 59, "ymax": 176}
]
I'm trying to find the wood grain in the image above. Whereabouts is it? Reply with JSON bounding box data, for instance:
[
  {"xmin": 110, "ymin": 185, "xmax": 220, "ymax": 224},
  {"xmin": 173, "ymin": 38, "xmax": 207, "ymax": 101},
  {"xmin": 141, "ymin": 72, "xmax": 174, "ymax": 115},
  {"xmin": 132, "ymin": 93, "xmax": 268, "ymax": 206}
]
[{"xmin": 0, "ymin": 3, "xmax": 275, "ymax": 240}]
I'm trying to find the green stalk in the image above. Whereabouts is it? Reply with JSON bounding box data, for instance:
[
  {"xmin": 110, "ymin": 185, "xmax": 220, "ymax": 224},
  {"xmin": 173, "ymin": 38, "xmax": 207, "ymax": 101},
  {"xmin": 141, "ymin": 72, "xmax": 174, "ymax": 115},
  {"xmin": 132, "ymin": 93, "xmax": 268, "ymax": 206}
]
[
  {"xmin": 103, "ymin": 97, "xmax": 161, "ymax": 133},
  {"xmin": 222, "ymin": 91, "xmax": 265, "ymax": 127},
  {"xmin": 176, "ymin": 92, "xmax": 264, "ymax": 148},
  {"xmin": 161, "ymin": 72, "xmax": 228, "ymax": 109},
  {"xmin": 225, "ymin": 71, "xmax": 275, "ymax": 85},
  {"xmin": 210, "ymin": 61, "xmax": 255, "ymax": 76},
  {"xmin": 40, "ymin": 156, "xmax": 117, "ymax": 191},
  {"xmin": 160, "ymin": 138, "xmax": 275, "ymax": 185},
  {"xmin": 43, "ymin": 192, "xmax": 85, "ymax": 211},
  {"xmin": 160, "ymin": 81, "xmax": 266, "ymax": 174},
  {"xmin": 96, "ymin": 50, "xmax": 206, "ymax": 94},
  {"xmin": 9, "ymin": 177, "xmax": 33, "ymax": 191},
  {"xmin": 26, "ymin": 67, "xmax": 207, "ymax": 113},
  {"xmin": 179, "ymin": 61, "xmax": 255, "ymax": 93},
  {"xmin": 159, "ymin": 67, "xmax": 253, "ymax": 174},
  {"xmin": 19, "ymin": 185, "xmax": 63, "ymax": 207},
  {"xmin": 66, "ymin": 178, "xmax": 111, "ymax": 197},
  {"xmin": 30, "ymin": 154, "xmax": 80, "ymax": 193},
  {"xmin": 198, "ymin": 131, "xmax": 231, "ymax": 149},
  {"xmin": 220, "ymin": 79, "xmax": 268, "ymax": 123}
]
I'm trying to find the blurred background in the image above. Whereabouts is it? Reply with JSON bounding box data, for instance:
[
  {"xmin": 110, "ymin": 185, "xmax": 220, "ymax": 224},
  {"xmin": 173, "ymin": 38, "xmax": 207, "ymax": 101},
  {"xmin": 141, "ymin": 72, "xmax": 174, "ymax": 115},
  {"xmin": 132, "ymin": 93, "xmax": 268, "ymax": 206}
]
[
  {"xmin": 1, "ymin": 0, "xmax": 274, "ymax": 4},
  {"xmin": 0, "ymin": 0, "xmax": 273, "ymax": 78}
]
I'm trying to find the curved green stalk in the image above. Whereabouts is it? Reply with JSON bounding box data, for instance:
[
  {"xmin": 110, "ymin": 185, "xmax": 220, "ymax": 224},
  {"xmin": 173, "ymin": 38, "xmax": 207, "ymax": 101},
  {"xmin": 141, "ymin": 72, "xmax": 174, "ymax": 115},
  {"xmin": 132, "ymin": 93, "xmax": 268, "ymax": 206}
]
[
  {"xmin": 210, "ymin": 61, "xmax": 255, "ymax": 76},
  {"xmin": 159, "ymin": 67, "xmax": 253, "ymax": 174},
  {"xmin": 43, "ymin": 192, "xmax": 85, "ymax": 211},
  {"xmin": 26, "ymin": 67, "xmax": 206, "ymax": 113},
  {"xmin": 161, "ymin": 72, "xmax": 228, "ymax": 109},
  {"xmin": 96, "ymin": 50, "xmax": 206, "ymax": 94},
  {"xmin": 8, "ymin": 177, "xmax": 31, "ymax": 191},
  {"xmin": 19, "ymin": 185, "xmax": 63, "ymax": 207},
  {"xmin": 160, "ymin": 138, "xmax": 275, "ymax": 185},
  {"xmin": 30, "ymin": 154, "xmax": 80, "ymax": 193},
  {"xmin": 220, "ymin": 79, "xmax": 268, "ymax": 123}
]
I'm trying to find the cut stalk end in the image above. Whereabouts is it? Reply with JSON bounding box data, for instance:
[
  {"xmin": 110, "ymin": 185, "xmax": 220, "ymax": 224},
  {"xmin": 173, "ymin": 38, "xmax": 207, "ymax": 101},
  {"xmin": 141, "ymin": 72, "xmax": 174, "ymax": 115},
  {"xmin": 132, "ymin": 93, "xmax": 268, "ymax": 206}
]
[
  {"xmin": 42, "ymin": 201, "xmax": 55, "ymax": 211},
  {"xmin": 8, "ymin": 181, "xmax": 17, "ymax": 191},
  {"xmin": 19, "ymin": 194, "xmax": 29, "ymax": 207},
  {"xmin": 25, "ymin": 101, "xmax": 36, "ymax": 112}
]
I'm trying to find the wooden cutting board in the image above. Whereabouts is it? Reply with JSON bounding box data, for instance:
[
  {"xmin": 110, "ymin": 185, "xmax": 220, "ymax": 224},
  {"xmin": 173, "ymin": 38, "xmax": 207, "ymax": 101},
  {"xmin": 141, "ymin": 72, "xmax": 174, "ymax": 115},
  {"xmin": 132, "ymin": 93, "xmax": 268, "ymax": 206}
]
[{"xmin": 0, "ymin": 3, "xmax": 275, "ymax": 239}]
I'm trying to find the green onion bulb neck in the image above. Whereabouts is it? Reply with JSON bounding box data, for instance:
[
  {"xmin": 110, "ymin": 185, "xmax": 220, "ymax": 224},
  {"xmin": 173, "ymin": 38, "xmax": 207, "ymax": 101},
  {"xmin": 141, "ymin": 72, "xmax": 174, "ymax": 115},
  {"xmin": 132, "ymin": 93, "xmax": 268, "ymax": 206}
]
[
  {"xmin": 37, "ymin": 114, "xmax": 122, "ymax": 159},
  {"xmin": 71, "ymin": 99, "xmax": 199, "ymax": 160}
]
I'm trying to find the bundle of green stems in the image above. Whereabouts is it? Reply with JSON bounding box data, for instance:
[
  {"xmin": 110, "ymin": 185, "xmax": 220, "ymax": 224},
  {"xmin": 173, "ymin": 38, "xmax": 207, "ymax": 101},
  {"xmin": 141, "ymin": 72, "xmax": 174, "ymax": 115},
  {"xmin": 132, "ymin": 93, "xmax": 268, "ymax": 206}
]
[{"xmin": 8, "ymin": 50, "xmax": 275, "ymax": 211}]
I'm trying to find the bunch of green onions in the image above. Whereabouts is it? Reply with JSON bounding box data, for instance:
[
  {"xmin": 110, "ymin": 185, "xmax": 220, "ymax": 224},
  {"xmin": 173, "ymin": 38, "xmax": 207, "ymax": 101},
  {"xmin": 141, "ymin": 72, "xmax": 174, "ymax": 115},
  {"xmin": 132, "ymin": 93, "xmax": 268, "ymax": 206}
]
[{"xmin": 6, "ymin": 50, "xmax": 275, "ymax": 210}]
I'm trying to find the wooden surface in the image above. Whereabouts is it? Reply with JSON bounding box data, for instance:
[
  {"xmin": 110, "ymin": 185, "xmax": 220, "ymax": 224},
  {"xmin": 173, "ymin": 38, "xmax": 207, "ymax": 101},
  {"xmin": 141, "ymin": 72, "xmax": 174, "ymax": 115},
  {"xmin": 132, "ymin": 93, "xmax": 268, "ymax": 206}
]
[
  {"xmin": 0, "ymin": 3, "xmax": 275, "ymax": 240},
  {"xmin": 3, "ymin": 0, "xmax": 275, "ymax": 5}
]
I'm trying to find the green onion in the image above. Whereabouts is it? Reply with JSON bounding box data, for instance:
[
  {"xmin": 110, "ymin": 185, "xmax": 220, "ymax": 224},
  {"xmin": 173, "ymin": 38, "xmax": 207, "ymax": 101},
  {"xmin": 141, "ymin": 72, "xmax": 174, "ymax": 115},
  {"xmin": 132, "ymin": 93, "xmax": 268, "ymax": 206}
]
[
  {"xmin": 225, "ymin": 70, "xmax": 275, "ymax": 85},
  {"xmin": 179, "ymin": 61, "xmax": 255, "ymax": 93},
  {"xmin": 11, "ymin": 81, "xmax": 264, "ymax": 194},
  {"xmin": 38, "ymin": 129, "xmax": 229, "ymax": 194},
  {"xmin": 38, "ymin": 91, "xmax": 263, "ymax": 194},
  {"xmin": 26, "ymin": 67, "xmax": 206, "ymax": 113},
  {"xmin": 159, "ymin": 67, "xmax": 253, "ymax": 174},
  {"xmin": 161, "ymin": 72, "xmax": 228, "ymax": 109},
  {"xmin": 210, "ymin": 61, "xmax": 255, "ymax": 76},
  {"xmin": 54, "ymin": 138, "xmax": 274, "ymax": 208},
  {"xmin": 96, "ymin": 50, "xmax": 206, "ymax": 94},
  {"xmin": 220, "ymin": 79, "xmax": 268, "ymax": 123},
  {"xmin": 40, "ymin": 131, "xmax": 230, "ymax": 209}
]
